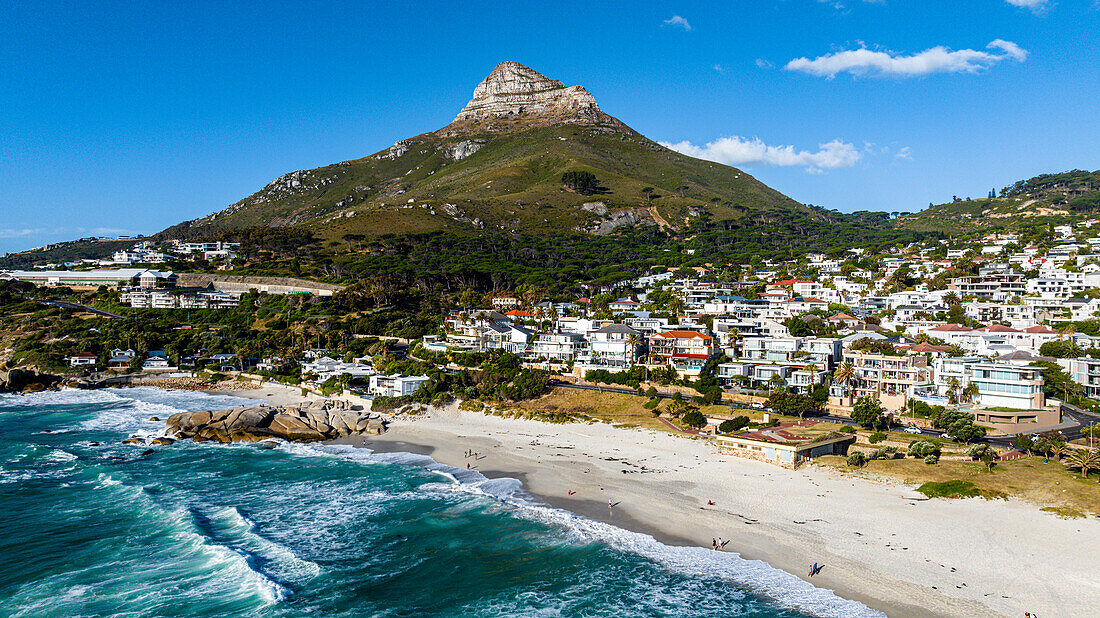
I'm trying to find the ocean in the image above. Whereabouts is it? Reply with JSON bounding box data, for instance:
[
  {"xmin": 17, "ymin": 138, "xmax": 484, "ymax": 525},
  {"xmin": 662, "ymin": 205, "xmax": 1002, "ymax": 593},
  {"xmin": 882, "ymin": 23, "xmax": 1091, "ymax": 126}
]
[{"xmin": 0, "ymin": 388, "xmax": 881, "ymax": 617}]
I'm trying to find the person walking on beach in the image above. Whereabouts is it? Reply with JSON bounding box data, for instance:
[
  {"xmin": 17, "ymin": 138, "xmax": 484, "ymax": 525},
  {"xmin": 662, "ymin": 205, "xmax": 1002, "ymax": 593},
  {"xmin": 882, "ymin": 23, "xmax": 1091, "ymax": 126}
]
[{"xmin": 711, "ymin": 538, "xmax": 717, "ymax": 550}]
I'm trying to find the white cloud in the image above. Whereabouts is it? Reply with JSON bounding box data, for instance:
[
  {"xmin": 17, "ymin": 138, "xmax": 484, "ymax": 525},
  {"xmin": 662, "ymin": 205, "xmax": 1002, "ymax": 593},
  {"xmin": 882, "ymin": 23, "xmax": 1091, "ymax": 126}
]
[
  {"xmin": 0, "ymin": 228, "xmax": 44, "ymax": 239},
  {"xmin": 713, "ymin": 64, "xmax": 724, "ymax": 73},
  {"xmin": 1005, "ymin": 0, "xmax": 1049, "ymax": 13},
  {"xmin": 895, "ymin": 146, "xmax": 913, "ymax": 160},
  {"xmin": 659, "ymin": 136, "xmax": 862, "ymax": 172},
  {"xmin": 987, "ymin": 39, "xmax": 1029, "ymax": 61},
  {"xmin": 784, "ymin": 39, "xmax": 1028, "ymax": 78},
  {"xmin": 755, "ymin": 58, "xmax": 773, "ymax": 69},
  {"xmin": 663, "ymin": 15, "xmax": 692, "ymax": 31}
]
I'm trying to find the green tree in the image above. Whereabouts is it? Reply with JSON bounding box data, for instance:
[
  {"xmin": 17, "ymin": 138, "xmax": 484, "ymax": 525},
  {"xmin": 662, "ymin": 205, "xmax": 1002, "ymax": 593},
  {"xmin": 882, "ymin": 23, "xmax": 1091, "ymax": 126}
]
[
  {"xmin": 1065, "ymin": 448, "xmax": 1100, "ymax": 479},
  {"xmin": 682, "ymin": 410, "xmax": 707, "ymax": 430},
  {"xmin": 561, "ymin": 171, "xmax": 599, "ymax": 195},
  {"xmin": 851, "ymin": 396, "xmax": 887, "ymax": 429},
  {"xmin": 718, "ymin": 416, "xmax": 750, "ymax": 433}
]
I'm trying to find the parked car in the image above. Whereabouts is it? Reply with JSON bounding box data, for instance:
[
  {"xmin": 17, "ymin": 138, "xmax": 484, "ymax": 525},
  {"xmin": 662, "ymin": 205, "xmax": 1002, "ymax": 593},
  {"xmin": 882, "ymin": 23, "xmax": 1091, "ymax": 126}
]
[
  {"xmin": 903, "ymin": 426, "xmax": 923, "ymax": 434},
  {"xmin": 750, "ymin": 402, "xmax": 764, "ymax": 409},
  {"xmin": 941, "ymin": 432, "xmax": 957, "ymax": 441}
]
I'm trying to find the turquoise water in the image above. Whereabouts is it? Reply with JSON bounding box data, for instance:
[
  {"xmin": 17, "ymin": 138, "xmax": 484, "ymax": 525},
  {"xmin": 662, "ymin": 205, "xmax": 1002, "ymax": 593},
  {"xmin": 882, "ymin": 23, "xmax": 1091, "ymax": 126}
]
[{"xmin": 0, "ymin": 388, "xmax": 880, "ymax": 617}]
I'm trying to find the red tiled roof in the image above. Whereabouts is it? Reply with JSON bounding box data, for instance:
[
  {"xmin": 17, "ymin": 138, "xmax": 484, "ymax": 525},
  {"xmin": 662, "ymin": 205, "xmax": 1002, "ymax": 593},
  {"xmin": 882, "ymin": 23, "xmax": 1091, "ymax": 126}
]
[
  {"xmin": 977, "ymin": 324, "xmax": 1019, "ymax": 333},
  {"xmin": 929, "ymin": 324, "xmax": 973, "ymax": 332},
  {"xmin": 672, "ymin": 353, "xmax": 711, "ymax": 359},
  {"xmin": 1023, "ymin": 325, "xmax": 1058, "ymax": 334},
  {"xmin": 505, "ymin": 310, "xmax": 532, "ymax": 317}
]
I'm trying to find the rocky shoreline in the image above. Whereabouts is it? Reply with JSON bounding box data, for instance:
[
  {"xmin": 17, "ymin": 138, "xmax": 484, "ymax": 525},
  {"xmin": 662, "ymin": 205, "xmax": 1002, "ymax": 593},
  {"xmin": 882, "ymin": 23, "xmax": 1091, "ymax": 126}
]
[{"xmin": 164, "ymin": 399, "xmax": 387, "ymax": 443}]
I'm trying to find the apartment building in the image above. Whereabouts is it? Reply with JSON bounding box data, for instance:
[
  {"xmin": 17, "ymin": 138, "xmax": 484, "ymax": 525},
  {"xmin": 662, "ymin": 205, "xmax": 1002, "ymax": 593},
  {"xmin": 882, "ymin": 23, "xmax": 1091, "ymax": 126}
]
[
  {"xmin": 831, "ymin": 351, "xmax": 931, "ymax": 412},
  {"xmin": 967, "ymin": 363, "xmax": 1046, "ymax": 410},
  {"xmin": 530, "ymin": 331, "xmax": 589, "ymax": 362},
  {"xmin": 650, "ymin": 330, "xmax": 717, "ymax": 377}
]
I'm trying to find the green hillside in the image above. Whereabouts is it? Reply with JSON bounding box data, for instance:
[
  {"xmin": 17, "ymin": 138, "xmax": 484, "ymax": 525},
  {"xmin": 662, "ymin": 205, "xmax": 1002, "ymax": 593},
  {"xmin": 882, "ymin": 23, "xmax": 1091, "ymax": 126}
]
[
  {"xmin": 160, "ymin": 123, "xmax": 807, "ymax": 244},
  {"xmin": 898, "ymin": 169, "xmax": 1100, "ymax": 234}
]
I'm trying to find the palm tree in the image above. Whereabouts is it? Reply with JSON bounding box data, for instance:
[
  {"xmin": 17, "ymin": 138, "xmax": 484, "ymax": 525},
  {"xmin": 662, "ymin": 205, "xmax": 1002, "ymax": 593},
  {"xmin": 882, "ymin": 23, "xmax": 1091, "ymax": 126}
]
[
  {"xmin": 943, "ymin": 291, "xmax": 961, "ymax": 307},
  {"xmin": 1065, "ymin": 448, "xmax": 1100, "ymax": 479},
  {"xmin": 1050, "ymin": 441, "xmax": 1068, "ymax": 461},
  {"xmin": 946, "ymin": 376, "xmax": 961, "ymax": 404},
  {"xmin": 626, "ymin": 332, "xmax": 639, "ymax": 364},
  {"xmin": 962, "ymin": 382, "xmax": 980, "ymax": 404},
  {"xmin": 833, "ymin": 362, "xmax": 855, "ymax": 406}
]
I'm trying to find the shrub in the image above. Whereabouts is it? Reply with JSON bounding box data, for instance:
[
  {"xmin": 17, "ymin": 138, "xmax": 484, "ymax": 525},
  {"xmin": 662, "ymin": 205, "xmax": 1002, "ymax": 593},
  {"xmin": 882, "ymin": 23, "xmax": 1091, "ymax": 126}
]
[
  {"xmin": 868, "ymin": 431, "xmax": 887, "ymax": 444},
  {"xmin": 838, "ymin": 425, "xmax": 856, "ymax": 434},
  {"xmin": 645, "ymin": 386, "xmax": 658, "ymax": 398},
  {"xmin": 909, "ymin": 439, "xmax": 941, "ymax": 459},
  {"xmin": 718, "ymin": 416, "xmax": 750, "ymax": 433},
  {"xmin": 846, "ymin": 451, "xmax": 867, "ymax": 467},
  {"xmin": 917, "ymin": 480, "xmax": 979, "ymax": 499},
  {"xmin": 682, "ymin": 410, "xmax": 707, "ymax": 430},
  {"xmin": 643, "ymin": 398, "xmax": 660, "ymax": 410},
  {"xmin": 924, "ymin": 454, "xmax": 940, "ymax": 465},
  {"xmin": 968, "ymin": 443, "xmax": 996, "ymax": 460}
]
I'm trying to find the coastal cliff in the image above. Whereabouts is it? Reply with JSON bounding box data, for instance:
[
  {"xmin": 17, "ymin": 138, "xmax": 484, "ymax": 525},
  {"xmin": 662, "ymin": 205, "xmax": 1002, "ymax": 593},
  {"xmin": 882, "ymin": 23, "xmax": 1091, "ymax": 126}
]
[{"xmin": 165, "ymin": 400, "xmax": 387, "ymax": 443}]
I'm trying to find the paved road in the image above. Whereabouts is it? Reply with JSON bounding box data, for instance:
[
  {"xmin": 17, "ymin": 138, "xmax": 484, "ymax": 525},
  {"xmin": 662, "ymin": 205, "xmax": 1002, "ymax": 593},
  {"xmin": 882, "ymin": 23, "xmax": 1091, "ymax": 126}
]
[{"xmin": 34, "ymin": 299, "xmax": 122, "ymax": 319}]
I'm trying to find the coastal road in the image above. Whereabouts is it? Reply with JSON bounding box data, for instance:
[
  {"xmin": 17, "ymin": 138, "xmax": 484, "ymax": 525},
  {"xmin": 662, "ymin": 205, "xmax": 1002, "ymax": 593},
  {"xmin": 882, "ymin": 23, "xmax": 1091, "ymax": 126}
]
[{"xmin": 34, "ymin": 299, "xmax": 123, "ymax": 319}]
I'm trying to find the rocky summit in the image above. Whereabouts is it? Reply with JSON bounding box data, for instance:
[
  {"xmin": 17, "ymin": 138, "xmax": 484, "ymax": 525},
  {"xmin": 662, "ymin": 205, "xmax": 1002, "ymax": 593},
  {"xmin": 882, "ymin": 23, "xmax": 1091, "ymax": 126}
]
[
  {"xmin": 449, "ymin": 61, "xmax": 618, "ymax": 129},
  {"xmin": 164, "ymin": 400, "xmax": 387, "ymax": 443}
]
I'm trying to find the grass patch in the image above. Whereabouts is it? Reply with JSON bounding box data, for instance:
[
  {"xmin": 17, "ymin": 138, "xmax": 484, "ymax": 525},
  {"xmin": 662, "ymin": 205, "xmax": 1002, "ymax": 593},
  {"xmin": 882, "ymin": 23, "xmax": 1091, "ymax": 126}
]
[
  {"xmin": 1041, "ymin": 506, "xmax": 1088, "ymax": 519},
  {"xmin": 916, "ymin": 480, "xmax": 982, "ymax": 499},
  {"xmin": 818, "ymin": 455, "xmax": 1096, "ymax": 512}
]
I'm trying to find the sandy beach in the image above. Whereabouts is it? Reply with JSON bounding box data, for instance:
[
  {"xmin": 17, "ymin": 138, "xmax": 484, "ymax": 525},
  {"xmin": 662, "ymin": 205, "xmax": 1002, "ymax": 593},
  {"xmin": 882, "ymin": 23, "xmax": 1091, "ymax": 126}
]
[
  {"xmin": 206, "ymin": 384, "xmax": 1098, "ymax": 616},
  {"xmin": 335, "ymin": 406, "xmax": 1097, "ymax": 618}
]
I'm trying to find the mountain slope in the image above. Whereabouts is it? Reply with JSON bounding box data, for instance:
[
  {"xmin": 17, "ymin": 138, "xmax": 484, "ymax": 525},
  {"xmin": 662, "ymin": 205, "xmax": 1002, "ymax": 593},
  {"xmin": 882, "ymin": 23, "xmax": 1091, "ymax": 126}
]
[
  {"xmin": 161, "ymin": 62, "xmax": 810, "ymax": 242},
  {"xmin": 897, "ymin": 169, "xmax": 1100, "ymax": 233}
]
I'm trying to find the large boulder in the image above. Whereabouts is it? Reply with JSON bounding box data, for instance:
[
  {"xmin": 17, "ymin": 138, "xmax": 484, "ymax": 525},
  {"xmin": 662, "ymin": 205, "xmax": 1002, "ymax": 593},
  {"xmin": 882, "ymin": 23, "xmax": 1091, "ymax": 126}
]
[
  {"xmin": 1, "ymin": 368, "xmax": 63, "ymax": 393},
  {"xmin": 268, "ymin": 413, "xmax": 326, "ymax": 441},
  {"xmin": 164, "ymin": 401, "xmax": 386, "ymax": 444}
]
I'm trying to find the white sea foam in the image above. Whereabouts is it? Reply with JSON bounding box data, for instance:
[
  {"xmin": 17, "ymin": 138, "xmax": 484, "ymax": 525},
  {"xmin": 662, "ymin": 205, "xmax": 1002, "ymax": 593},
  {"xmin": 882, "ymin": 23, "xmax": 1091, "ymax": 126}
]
[
  {"xmin": 207, "ymin": 505, "xmax": 322, "ymax": 584},
  {"xmin": 295, "ymin": 440, "xmax": 883, "ymax": 618}
]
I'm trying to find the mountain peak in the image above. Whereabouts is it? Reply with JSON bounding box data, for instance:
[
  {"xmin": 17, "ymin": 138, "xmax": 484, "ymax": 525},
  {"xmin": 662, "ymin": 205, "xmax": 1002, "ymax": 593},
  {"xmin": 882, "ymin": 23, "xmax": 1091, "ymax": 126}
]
[{"xmin": 452, "ymin": 61, "xmax": 613, "ymax": 127}]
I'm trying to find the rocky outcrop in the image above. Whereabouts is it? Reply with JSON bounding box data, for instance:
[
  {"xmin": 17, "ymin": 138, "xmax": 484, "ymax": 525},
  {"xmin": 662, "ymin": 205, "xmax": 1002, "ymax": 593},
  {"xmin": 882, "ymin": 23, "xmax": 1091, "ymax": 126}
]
[
  {"xmin": 442, "ymin": 140, "xmax": 484, "ymax": 161},
  {"xmin": 451, "ymin": 62, "xmax": 619, "ymax": 128},
  {"xmin": 0, "ymin": 368, "xmax": 63, "ymax": 393},
  {"xmin": 164, "ymin": 400, "xmax": 387, "ymax": 444}
]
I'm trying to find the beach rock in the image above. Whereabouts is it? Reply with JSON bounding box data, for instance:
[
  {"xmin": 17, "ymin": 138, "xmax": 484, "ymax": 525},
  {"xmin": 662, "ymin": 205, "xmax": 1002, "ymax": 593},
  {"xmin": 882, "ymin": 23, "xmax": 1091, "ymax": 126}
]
[
  {"xmin": 1, "ymin": 368, "xmax": 63, "ymax": 393},
  {"xmin": 140, "ymin": 449, "xmax": 155, "ymax": 457},
  {"xmin": 122, "ymin": 437, "xmax": 145, "ymax": 445},
  {"xmin": 149, "ymin": 416, "xmax": 160, "ymax": 422},
  {"xmin": 150, "ymin": 437, "xmax": 175, "ymax": 445},
  {"xmin": 165, "ymin": 401, "xmax": 382, "ymax": 444}
]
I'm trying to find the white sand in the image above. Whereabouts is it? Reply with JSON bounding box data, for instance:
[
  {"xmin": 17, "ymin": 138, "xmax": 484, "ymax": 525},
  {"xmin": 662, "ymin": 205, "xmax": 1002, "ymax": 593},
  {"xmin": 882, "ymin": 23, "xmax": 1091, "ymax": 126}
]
[{"xmin": 362, "ymin": 407, "xmax": 1099, "ymax": 618}]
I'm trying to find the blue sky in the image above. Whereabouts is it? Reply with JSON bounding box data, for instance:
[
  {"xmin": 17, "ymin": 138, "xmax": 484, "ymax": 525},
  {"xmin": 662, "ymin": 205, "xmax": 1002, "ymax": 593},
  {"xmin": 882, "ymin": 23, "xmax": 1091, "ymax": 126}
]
[{"xmin": 2, "ymin": 0, "xmax": 1098, "ymax": 253}]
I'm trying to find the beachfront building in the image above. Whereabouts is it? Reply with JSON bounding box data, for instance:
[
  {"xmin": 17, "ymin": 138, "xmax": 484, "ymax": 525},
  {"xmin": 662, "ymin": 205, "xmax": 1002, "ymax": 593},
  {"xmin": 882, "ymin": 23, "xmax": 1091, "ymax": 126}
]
[
  {"xmin": 369, "ymin": 374, "xmax": 429, "ymax": 398},
  {"xmin": 67, "ymin": 352, "xmax": 97, "ymax": 367},
  {"xmin": 530, "ymin": 331, "xmax": 589, "ymax": 362},
  {"xmin": 587, "ymin": 323, "xmax": 641, "ymax": 367},
  {"xmin": 649, "ymin": 330, "xmax": 717, "ymax": 377},
  {"xmin": 967, "ymin": 363, "xmax": 1046, "ymax": 410},
  {"xmin": 830, "ymin": 351, "xmax": 931, "ymax": 412},
  {"xmin": 715, "ymin": 424, "xmax": 856, "ymax": 469},
  {"xmin": 301, "ymin": 357, "xmax": 376, "ymax": 383},
  {"xmin": 107, "ymin": 348, "xmax": 136, "ymax": 370}
]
